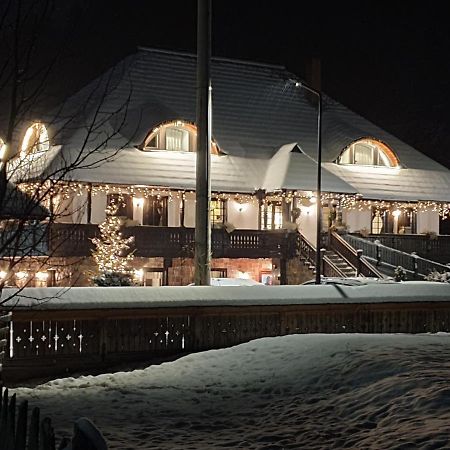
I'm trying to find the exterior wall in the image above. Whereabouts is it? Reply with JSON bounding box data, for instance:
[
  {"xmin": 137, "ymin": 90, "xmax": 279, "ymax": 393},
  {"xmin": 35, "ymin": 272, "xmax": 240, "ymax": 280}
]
[
  {"xmin": 169, "ymin": 257, "xmax": 274, "ymax": 286},
  {"xmin": 417, "ymin": 210, "xmax": 439, "ymax": 234},
  {"xmin": 184, "ymin": 193, "xmax": 196, "ymax": 227},
  {"xmin": 169, "ymin": 198, "xmax": 181, "ymax": 227},
  {"xmin": 91, "ymin": 193, "xmax": 107, "ymax": 224},
  {"xmin": 297, "ymin": 204, "xmax": 318, "ymax": 245},
  {"xmin": 342, "ymin": 207, "xmax": 372, "ymax": 233},
  {"xmin": 226, "ymin": 200, "xmax": 258, "ymax": 229}
]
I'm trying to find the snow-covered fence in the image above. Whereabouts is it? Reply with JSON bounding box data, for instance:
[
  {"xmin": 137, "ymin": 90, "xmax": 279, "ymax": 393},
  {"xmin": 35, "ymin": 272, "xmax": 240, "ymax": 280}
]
[
  {"xmin": 0, "ymin": 387, "xmax": 107, "ymax": 449},
  {"xmin": 2, "ymin": 284, "xmax": 450, "ymax": 383}
]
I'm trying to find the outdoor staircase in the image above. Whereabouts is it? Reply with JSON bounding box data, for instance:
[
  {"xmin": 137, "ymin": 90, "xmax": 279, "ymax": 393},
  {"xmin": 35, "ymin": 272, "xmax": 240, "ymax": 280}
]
[{"xmin": 324, "ymin": 250, "xmax": 356, "ymax": 277}]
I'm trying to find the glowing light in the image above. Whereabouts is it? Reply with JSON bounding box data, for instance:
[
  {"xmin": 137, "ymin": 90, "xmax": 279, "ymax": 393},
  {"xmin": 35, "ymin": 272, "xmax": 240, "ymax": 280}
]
[
  {"xmin": 0, "ymin": 271, "xmax": 7, "ymax": 279},
  {"xmin": 236, "ymin": 271, "xmax": 250, "ymax": 279},
  {"xmin": 134, "ymin": 269, "xmax": 144, "ymax": 280},
  {"xmin": 309, "ymin": 196, "xmax": 317, "ymax": 204},
  {"xmin": 392, "ymin": 210, "xmax": 401, "ymax": 218},
  {"xmin": 0, "ymin": 139, "xmax": 6, "ymax": 160},
  {"xmin": 16, "ymin": 271, "xmax": 28, "ymax": 280},
  {"xmin": 133, "ymin": 197, "xmax": 144, "ymax": 208},
  {"xmin": 35, "ymin": 272, "xmax": 49, "ymax": 281},
  {"xmin": 20, "ymin": 123, "xmax": 49, "ymax": 159}
]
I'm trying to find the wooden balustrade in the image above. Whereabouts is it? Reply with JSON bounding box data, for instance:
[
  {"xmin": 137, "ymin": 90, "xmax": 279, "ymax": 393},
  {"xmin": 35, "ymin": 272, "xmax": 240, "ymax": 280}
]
[{"xmin": 48, "ymin": 223, "xmax": 298, "ymax": 259}]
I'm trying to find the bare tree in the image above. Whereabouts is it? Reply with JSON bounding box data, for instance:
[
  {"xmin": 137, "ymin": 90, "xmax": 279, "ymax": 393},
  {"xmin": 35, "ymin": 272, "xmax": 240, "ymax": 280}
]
[{"xmin": 0, "ymin": 0, "xmax": 133, "ymax": 305}]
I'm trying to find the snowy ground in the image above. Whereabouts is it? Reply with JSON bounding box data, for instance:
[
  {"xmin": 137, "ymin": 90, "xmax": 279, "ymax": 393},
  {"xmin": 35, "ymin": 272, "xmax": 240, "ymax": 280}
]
[{"xmin": 13, "ymin": 333, "xmax": 450, "ymax": 449}]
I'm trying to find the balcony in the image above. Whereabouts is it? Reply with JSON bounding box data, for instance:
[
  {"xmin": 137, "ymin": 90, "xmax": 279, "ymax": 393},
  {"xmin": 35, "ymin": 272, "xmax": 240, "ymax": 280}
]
[{"xmin": 48, "ymin": 223, "xmax": 299, "ymax": 259}]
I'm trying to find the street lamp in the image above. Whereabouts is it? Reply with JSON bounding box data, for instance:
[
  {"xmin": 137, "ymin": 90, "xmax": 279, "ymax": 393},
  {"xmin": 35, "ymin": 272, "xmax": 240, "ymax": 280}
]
[{"xmin": 295, "ymin": 81, "xmax": 323, "ymax": 284}]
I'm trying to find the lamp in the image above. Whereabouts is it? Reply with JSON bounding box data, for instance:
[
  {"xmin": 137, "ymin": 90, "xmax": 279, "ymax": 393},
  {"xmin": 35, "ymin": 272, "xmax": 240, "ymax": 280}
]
[{"xmin": 295, "ymin": 81, "xmax": 322, "ymax": 284}]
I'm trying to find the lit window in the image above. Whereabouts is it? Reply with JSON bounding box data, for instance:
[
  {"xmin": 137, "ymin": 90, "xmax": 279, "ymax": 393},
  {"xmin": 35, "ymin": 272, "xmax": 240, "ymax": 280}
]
[
  {"xmin": 260, "ymin": 201, "xmax": 283, "ymax": 230},
  {"xmin": 210, "ymin": 199, "xmax": 226, "ymax": 227},
  {"xmin": 142, "ymin": 120, "xmax": 220, "ymax": 154},
  {"xmin": 337, "ymin": 139, "xmax": 399, "ymax": 167},
  {"xmin": 21, "ymin": 123, "xmax": 49, "ymax": 158},
  {"xmin": 165, "ymin": 126, "xmax": 189, "ymax": 151}
]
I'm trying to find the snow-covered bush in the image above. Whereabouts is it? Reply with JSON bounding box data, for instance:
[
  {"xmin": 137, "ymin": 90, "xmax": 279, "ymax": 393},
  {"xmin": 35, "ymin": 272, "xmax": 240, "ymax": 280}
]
[
  {"xmin": 394, "ymin": 266, "xmax": 407, "ymax": 282},
  {"xmin": 424, "ymin": 270, "xmax": 450, "ymax": 283}
]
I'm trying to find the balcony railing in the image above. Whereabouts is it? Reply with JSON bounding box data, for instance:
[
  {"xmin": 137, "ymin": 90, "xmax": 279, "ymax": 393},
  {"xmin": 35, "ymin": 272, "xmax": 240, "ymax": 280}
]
[{"xmin": 48, "ymin": 223, "xmax": 299, "ymax": 259}]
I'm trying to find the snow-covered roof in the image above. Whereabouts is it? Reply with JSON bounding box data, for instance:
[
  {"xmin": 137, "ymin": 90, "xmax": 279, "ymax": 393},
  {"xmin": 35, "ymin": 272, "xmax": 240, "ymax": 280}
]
[{"xmin": 8, "ymin": 47, "xmax": 450, "ymax": 201}]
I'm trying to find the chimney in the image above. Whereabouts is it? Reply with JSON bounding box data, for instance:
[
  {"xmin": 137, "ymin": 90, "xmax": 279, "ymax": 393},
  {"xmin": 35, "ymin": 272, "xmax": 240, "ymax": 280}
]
[{"xmin": 305, "ymin": 57, "xmax": 321, "ymax": 92}]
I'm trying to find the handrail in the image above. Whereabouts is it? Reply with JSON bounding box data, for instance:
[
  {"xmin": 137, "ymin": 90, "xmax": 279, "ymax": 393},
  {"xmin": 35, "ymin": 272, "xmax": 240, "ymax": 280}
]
[
  {"xmin": 330, "ymin": 232, "xmax": 384, "ymax": 278},
  {"xmin": 343, "ymin": 233, "xmax": 449, "ymax": 279}
]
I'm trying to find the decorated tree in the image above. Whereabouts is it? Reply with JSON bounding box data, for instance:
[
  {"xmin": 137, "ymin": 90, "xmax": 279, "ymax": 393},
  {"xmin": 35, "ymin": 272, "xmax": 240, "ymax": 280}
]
[{"xmin": 91, "ymin": 200, "xmax": 135, "ymax": 286}]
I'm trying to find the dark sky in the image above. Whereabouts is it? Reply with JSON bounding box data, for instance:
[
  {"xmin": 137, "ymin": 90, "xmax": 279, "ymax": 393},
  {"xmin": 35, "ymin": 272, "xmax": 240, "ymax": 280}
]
[{"xmin": 42, "ymin": 1, "xmax": 450, "ymax": 168}]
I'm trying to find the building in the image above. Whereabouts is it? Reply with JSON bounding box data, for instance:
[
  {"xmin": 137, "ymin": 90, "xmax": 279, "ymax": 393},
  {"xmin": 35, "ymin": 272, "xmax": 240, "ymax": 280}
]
[{"xmin": 2, "ymin": 47, "xmax": 450, "ymax": 287}]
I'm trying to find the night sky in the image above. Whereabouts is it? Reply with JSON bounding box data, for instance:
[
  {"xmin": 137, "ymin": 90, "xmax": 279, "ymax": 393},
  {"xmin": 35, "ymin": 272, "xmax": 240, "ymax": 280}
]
[{"xmin": 33, "ymin": 1, "xmax": 450, "ymax": 168}]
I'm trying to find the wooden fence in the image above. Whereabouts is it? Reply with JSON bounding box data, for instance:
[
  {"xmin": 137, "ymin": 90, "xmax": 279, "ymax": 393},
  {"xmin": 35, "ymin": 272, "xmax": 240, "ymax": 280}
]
[
  {"xmin": 0, "ymin": 387, "xmax": 107, "ymax": 449},
  {"xmin": 3, "ymin": 300, "xmax": 450, "ymax": 383}
]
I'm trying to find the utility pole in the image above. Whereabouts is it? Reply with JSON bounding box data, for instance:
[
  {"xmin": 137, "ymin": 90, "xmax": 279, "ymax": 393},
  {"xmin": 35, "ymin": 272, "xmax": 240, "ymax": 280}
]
[{"xmin": 194, "ymin": 0, "xmax": 212, "ymax": 285}]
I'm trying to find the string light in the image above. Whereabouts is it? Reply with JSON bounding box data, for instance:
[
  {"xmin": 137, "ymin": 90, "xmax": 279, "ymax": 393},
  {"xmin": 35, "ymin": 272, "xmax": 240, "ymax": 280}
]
[{"xmin": 16, "ymin": 182, "xmax": 450, "ymax": 218}]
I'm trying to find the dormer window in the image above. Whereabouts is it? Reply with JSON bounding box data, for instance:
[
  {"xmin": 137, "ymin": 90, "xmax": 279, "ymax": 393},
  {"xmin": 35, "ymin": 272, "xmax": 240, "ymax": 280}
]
[
  {"xmin": 337, "ymin": 138, "xmax": 399, "ymax": 168},
  {"xmin": 20, "ymin": 122, "xmax": 49, "ymax": 159},
  {"xmin": 142, "ymin": 120, "xmax": 220, "ymax": 154}
]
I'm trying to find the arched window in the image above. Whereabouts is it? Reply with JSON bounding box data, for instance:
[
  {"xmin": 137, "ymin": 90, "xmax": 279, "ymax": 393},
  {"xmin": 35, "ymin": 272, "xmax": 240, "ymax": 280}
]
[
  {"xmin": 142, "ymin": 120, "xmax": 220, "ymax": 155},
  {"xmin": 0, "ymin": 138, "xmax": 6, "ymax": 161},
  {"xmin": 337, "ymin": 138, "xmax": 399, "ymax": 167},
  {"xmin": 21, "ymin": 123, "xmax": 49, "ymax": 159}
]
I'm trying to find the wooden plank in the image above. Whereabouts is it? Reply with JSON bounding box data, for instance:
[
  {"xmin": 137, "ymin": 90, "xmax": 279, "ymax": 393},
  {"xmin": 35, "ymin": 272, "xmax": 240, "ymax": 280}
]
[{"xmin": 15, "ymin": 400, "xmax": 28, "ymax": 450}]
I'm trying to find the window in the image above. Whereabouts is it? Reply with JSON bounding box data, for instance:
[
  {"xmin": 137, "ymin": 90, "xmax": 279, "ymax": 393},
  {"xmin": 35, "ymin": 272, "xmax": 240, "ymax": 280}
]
[
  {"xmin": 143, "ymin": 196, "xmax": 168, "ymax": 226},
  {"xmin": 21, "ymin": 123, "xmax": 49, "ymax": 158},
  {"xmin": 107, "ymin": 194, "xmax": 133, "ymax": 219},
  {"xmin": 165, "ymin": 126, "xmax": 189, "ymax": 151},
  {"xmin": 260, "ymin": 201, "xmax": 283, "ymax": 230},
  {"xmin": 142, "ymin": 120, "xmax": 220, "ymax": 154},
  {"xmin": 371, "ymin": 210, "xmax": 383, "ymax": 234},
  {"xmin": 210, "ymin": 199, "xmax": 226, "ymax": 227},
  {"xmin": 337, "ymin": 139, "xmax": 399, "ymax": 167}
]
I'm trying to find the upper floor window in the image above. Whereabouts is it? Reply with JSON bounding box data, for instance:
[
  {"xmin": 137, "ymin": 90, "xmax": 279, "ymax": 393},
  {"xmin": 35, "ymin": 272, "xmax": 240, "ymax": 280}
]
[
  {"xmin": 142, "ymin": 120, "xmax": 220, "ymax": 155},
  {"xmin": 337, "ymin": 138, "xmax": 399, "ymax": 168},
  {"xmin": 21, "ymin": 123, "xmax": 49, "ymax": 159}
]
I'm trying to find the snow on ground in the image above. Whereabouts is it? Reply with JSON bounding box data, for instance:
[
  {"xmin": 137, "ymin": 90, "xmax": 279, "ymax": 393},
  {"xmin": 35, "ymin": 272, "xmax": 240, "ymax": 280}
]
[{"xmin": 13, "ymin": 333, "xmax": 450, "ymax": 449}]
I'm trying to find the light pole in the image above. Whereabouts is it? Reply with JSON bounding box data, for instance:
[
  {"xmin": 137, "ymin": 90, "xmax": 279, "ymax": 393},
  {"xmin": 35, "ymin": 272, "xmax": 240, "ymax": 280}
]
[{"xmin": 295, "ymin": 81, "xmax": 323, "ymax": 284}]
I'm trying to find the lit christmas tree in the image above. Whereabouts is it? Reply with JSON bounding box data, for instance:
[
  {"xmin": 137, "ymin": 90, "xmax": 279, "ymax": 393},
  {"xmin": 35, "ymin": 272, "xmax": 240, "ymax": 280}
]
[{"xmin": 91, "ymin": 200, "xmax": 135, "ymax": 286}]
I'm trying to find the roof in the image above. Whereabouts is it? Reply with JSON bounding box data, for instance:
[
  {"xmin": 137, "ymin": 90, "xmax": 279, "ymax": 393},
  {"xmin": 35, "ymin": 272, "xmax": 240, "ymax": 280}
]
[{"xmin": 8, "ymin": 47, "xmax": 450, "ymax": 201}]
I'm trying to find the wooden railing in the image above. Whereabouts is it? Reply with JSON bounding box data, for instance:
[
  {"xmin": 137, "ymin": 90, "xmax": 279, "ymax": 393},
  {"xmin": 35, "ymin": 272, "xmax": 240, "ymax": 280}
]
[
  {"xmin": 358, "ymin": 233, "xmax": 450, "ymax": 264},
  {"xmin": 329, "ymin": 232, "xmax": 384, "ymax": 278},
  {"xmin": 344, "ymin": 234, "xmax": 450, "ymax": 279},
  {"xmin": 48, "ymin": 223, "xmax": 298, "ymax": 259},
  {"xmin": 3, "ymin": 298, "xmax": 450, "ymax": 383}
]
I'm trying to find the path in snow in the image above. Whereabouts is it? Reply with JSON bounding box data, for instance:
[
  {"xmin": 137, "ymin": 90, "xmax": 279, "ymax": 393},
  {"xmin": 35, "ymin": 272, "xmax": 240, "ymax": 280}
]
[{"xmin": 13, "ymin": 333, "xmax": 450, "ymax": 449}]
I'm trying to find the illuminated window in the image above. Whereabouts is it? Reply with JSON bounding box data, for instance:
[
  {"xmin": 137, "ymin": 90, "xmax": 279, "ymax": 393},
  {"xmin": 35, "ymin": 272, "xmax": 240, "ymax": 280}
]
[
  {"xmin": 337, "ymin": 139, "xmax": 399, "ymax": 167},
  {"xmin": 210, "ymin": 198, "xmax": 226, "ymax": 227},
  {"xmin": 21, "ymin": 123, "xmax": 49, "ymax": 158},
  {"xmin": 0, "ymin": 138, "xmax": 6, "ymax": 160},
  {"xmin": 142, "ymin": 120, "xmax": 220, "ymax": 154},
  {"xmin": 260, "ymin": 201, "xmax": 283, "ymax": 230},
  {"xmin": 166, "ymin": 126, "xmax": 189, "ymax": 151}
]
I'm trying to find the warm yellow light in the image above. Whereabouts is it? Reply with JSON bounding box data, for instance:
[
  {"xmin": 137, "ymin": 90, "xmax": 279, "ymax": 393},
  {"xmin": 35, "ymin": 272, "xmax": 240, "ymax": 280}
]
[
  {"xmin": 0, "ymin": 139, "xmax": 6, "ymax": 160},
  {"xmin": 392, "ymin": 210, "xmax": 401, "ymax": 218},
  {"xmin": 133, "ymin": 197, "xmax": 144, "ymax": 208},
  {"xmin": 0, "ymin": 271, "xmax": 7, "ymax": 279},
  {"xmin": 35, "ymin": 271, "xmax": 49, "ymax": 281},
  {"xmin": 20, "ymin": 122, "xmax": 49, "ymax": 158},
  {"xmin": 16, "ymin": 271, "xmax": 28, "ymax": 280},
  {"xmin": 236, "ymin": 271, "xmax": 250, "ymax": 279},
  {"xmin": 134, "ymin": 269, "xmax": 144, "ymax": 280},
  {"xmin": 310, "ymin": 196, "xmax": 317, "ymax": 204}
]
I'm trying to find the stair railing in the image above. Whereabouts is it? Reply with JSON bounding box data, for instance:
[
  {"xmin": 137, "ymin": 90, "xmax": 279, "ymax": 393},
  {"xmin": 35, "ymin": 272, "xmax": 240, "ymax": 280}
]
[{"xmin": 330, "ymin": 232, "xmax": 384, "ymax": 278}]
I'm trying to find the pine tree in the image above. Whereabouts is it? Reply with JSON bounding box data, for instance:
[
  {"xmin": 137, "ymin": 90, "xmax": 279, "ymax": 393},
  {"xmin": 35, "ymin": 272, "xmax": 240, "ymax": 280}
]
[{"xmin": 91, "ymin": 200, "xmax": 135, "ymax": 286}]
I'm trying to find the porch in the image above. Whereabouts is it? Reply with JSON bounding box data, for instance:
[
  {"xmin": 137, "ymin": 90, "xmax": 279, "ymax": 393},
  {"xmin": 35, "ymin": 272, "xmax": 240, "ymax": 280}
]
[{"xmin": 48, "ymin": 223, "xmax": 299, "ymax": 259}]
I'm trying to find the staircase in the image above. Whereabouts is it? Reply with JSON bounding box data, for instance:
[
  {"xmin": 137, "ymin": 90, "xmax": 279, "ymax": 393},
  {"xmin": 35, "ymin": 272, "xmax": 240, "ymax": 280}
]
[{"xmin": 324, "ymin": 250, "xmax": 356, "ymax": 277}]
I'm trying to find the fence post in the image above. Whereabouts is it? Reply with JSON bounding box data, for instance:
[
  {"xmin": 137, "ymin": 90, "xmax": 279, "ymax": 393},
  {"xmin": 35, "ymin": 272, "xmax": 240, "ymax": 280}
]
[
  {"xmin": 411, "ymin": 252, "xmax": 419, "ymax": 279},
  {"xmin": 320, "ymin": 248, "xmax": 326, "ymax": 277},
  {"xmin": 356, "ymin": 249, "xmax": 363, "ymax": 276},
  {"xmin": 375, "ymin": 240, "xmax": 381, "ymax": 266}
]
